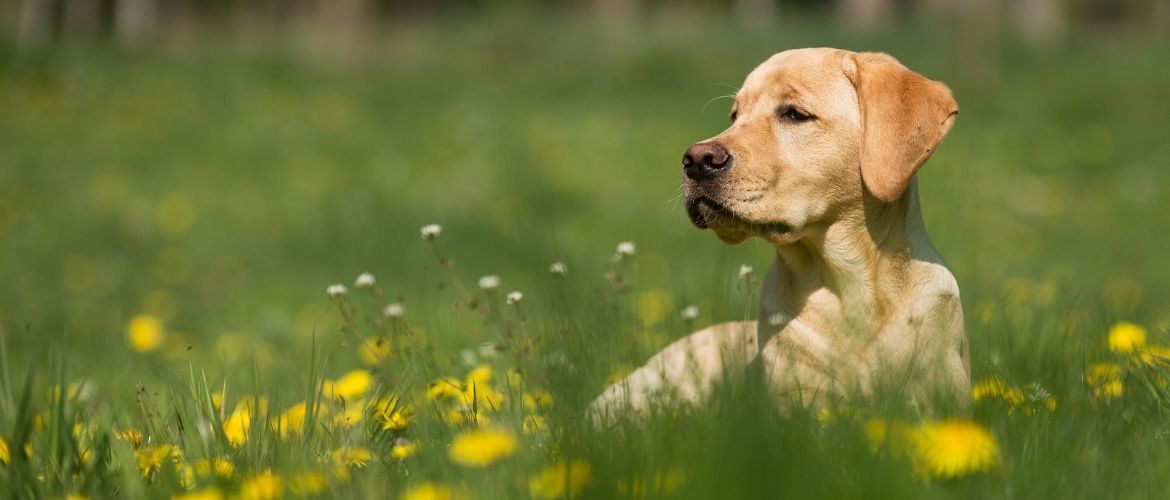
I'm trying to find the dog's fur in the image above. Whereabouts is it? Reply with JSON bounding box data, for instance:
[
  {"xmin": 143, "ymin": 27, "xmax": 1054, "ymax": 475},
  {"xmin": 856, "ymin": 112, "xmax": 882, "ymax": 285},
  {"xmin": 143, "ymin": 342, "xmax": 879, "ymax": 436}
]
[{"xmin": 589, "ymin": 48, "xmax": 968, "ymax": 421}]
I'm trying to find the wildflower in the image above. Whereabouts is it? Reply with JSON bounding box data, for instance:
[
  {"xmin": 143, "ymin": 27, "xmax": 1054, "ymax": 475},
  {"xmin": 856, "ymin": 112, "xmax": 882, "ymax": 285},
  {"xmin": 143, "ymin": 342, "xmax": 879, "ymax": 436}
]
[
  {"xmin": 223, "ymin": 406, "xmax": 251, "ymax": 447},
  {"xmin": 324, "ymin": 369, "xmax": 372, "ymax": 400},
  {"xmin": 479, "ymin": 342, "xmax": 499, "ymax": 358},
  {"xmin": 360, "ymin": 336, "xmax": 392, "ymax": 365},
  {"xmin": 463, "ymin": 365, "xmax": 505, "ymax": 409},
  {"xmin": 116, "ymin": 428, "xmax": 143, "ymax": 448},
  {"xmin": 523, "ymin": 415, "xmax": 548, "ymax": 434},
  {"xmin": 290, "ymin": 471, "xmax": 326, "ymax": 495},
  {"xmin": 738, "ymin": 265, "xmax": 754, "ymax": 280},
  {"xmin": 391, "ymin": 439, "xmax": 419, "ymax": 460},
  {"xmin": 549, "ymin": 261, "xmax": 567, "ymax": 276},
  {"xmin": 354, "ymin": 272, "xmax": 376, "ymax": 289},
  {"xmin": 680, "ymin": 305, "xmax": 699, "ymax": 320},
  {"xmin": 0, "ymin": 437, "xmax": 9, "ymax": 465},
  {"xmin": 195, "ymin": 458, "xmax": 235, "ymax": 479},
  {"xmin": 332, "ymin": 402, "xmax": 366, "ymax": 429},
  {"xmin": 530, "ymin": 460, "xmax": 591, "ymax": 499},
  {"xmin": 240, "ymin": 470, "xmax": 283, "ymax": 500},
  {"xmin": 403, "ymin": 482, "xmax": 456, "ymax": 500},
  {"xmin": 276, "ymin": 402, "xmax": 307, "ymax": 439},
  {"xmin": 1140, "ymin": 345, "xmax": 1170, "ymax": 366},
  {"xmin": 1108, "ymin": 321, "xmax": 1147, "ymax": 354},
  {"xmin": 331, "ymin": 446, "xmax": 373, "ymax": 468},
  {"xmin": 910, "ymin": 420, "xmax": 1001, "ymax": 478},
  {"xmin": 506, "ymin": 291, "xmax": 523, "ymax": 305},
  {"xmin": 766, "ymin": 312, "xmax": 787, "ymax": 326},
  {"xmin": 426, "ymin": 378, "xmax": 464, "ymax": 402},
  {"xmin": 135, "ymin": 444, "xmax": 176, "ymax": 476},
  {"xmin": 523, "ymin": 389, "xmax": 554, "ymax": 412},
  {"xmin": 1086, "ymin": 362, "xmax": 1124, "ymax": 398},
  {"xmin": 173, "ymin": 487, "xmax": 224, "ymax": 500},
  {"xmin": 326, "ymin": 284, "xmax": 348, "ymax": 298},
  {"xmin": 615, "ymin": 241, "xmax": 636, "ymax": 258},
  {"xmin": 375, "ymin": 398, "xmax": 413, "ymax": 431},
  {"xmin": 420, "ymin": 224, "xmax": 442, "ymax": 240},
  {"xmin": 864, "ymin": 418, "xmax": 914, "ymax": 455},
  {"xmin": 459, "ymin": 349, "xmax": 478, "ymax": 367},
  {"xmin": 383, "ymin": 303, "xmax": 405, "ymax": 318},
  {"xmin": 127, "ymin": 314, "xmax": 165, "ymax": 353},
  {"xmin": 448, "ymin": 428, "xmax": 517, "ymax": 467},
  {"xmin": 478, "ymin": 275, "xmax": 500, "ymax": 291},
  {"xmin": 971, "ymin": 377, "xmax": 1025, "ymax": 407},
  {"xmin": 616, "ymin": 469, "xmax": 686, "ymax": 497}
]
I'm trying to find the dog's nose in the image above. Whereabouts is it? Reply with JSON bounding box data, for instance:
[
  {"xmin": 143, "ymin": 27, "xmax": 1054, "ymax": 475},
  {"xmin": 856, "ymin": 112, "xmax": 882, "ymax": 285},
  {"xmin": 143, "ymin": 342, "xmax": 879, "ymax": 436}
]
[{"xmin": 682, "ymin": 142, "xmax": 731, "ymax": 181}]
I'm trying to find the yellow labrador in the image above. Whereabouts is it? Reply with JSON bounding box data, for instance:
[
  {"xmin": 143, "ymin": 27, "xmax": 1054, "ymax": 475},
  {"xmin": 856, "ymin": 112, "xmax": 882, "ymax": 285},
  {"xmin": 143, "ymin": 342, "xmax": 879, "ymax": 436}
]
[{"xmin": 590, "ymin": 48, "xmax": 968, "ymax": 421}]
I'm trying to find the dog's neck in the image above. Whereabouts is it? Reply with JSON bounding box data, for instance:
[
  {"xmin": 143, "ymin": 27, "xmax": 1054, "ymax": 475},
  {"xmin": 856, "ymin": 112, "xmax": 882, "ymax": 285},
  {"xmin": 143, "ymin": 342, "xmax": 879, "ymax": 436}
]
[{"xmin": 761, "ymin": 181, "xmax": 928, "ymax": 342}]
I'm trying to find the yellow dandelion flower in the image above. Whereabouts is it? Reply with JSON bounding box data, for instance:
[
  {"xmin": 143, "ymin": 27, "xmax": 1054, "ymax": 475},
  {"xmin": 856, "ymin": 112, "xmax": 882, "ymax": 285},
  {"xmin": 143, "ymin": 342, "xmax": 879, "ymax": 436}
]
[
  {"xmin": 173, "ymin": 487, "xmax": 224, "ymax": 500},
  {"xmin": 391, "ymin": 440, "xmax": 419, "ymax": 460},
  {"xmin": 276, "ymin": 402, "xmax": 307, "ymax": 439},
  {"xmin": 1109, "ymin": 321, "xmax": 1147, "ymax": 354},
  {"xmin": 529, "ymin": 460, "xmax": 591, "ymax": 499},
  {"xmin": 240, "ymin": 470, "xmax": 283, "ymax": 500},
  {"xmin": 864, "ymin": 418, "xmax": 914, "ymax": 455},
  {"xmin": 331, "ymin": 446, "xmax": 373, "ymax": 468},
  {"xmin": 116, "ymin": 428, "xmax": 143, "ymax": 448},
  {"xmin": 360, "ymin": 336, "xmax": 392, "ymax": 365},
  {"xmin": 427, "ymin": 378, "xmax": 464, "ymax": 402},
  {"xmin": 331, "ymin": 401, "xmax": 365, "ymax": 429},
  {"xmin": 523, "ymin": 389, "xmax": 554, "ymax": 412},
  {"xmin": 0, "ymin": 437, "xmax": 10, "ymax": 465},
  {"xmin": 463, "ymin": 365, "xmax": 505, "ymax": 409},
  {"xmin": 1086, "ymin": 362, "xmax": 1124, "ymax": 399},
  {"xmin": 523, "ymin": 414, "xmax": 549, "ymax": 434},
  {"xmin": 1139, "ymin": 345, "xmax": 1170, "ymax": 366},
  {"xmin": 193, "ymin": 457, "xmax": 235, "ymax": 479},
  {"xmin": 290, "ymin": 471, "xmax": 327, "ymax": 495},
  {"xmin": 403, "ymin": 482, "xmax": 457, "ymax": 500},
  {"xmin": 449, "ymin": 428, "xmax": 517, "ymax": 467},
  {"xmin": 135, "ymin": 444, "xmax": 176, "ymax": 476},
  {"xmin": 324, "ymin": 370, "xmax": 372, "ymax": 400},
  {"xmin": 127, "ymin": 314, "xmax": 165, "ymax": 353},
  {"xmin": 223, "ymin": 406, "xmax": 251, "ymax": 446},
  {"xmin": 910, "ymin": 420, "xmax": 1001, "ymax": 478},
  {"xmin": 616, "ymin": 469, "xmax": 686, "ymax": 498},
  {"xmin": 374, "ymin": 397, "xmax": 412, "ymax": 431},
  {"xmin": 971, "ymin": 377, "xmax": 1025, "ymax": 406}
]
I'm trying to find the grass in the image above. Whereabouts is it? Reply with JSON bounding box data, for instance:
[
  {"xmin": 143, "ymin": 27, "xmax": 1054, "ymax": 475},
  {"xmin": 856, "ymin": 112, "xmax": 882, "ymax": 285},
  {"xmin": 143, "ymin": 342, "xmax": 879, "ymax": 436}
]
[{"xmin": 2, "ymin": 11, "xmax": 1170, "ymax": 499}]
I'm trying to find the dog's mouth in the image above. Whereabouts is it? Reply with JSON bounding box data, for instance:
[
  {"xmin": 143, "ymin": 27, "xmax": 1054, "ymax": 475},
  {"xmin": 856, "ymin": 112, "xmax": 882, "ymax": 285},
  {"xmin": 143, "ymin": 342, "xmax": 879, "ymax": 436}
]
[{"xmin": 686, "ymin": 196, "xmax": 793, "ymax": 235}]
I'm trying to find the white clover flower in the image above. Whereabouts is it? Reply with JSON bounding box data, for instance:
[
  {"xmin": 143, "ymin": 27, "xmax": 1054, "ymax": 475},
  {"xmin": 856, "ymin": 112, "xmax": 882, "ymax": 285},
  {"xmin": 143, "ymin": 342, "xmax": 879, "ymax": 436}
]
[
  {"xmin": 615, "ymin": 241, "xmax": 636, "ymax": 257},
  {"xmin": 738, "ymin": 265, "xmax": 755, "ymax": 280},
  {"xmin": 383, "ymin": 302, "xmax": 405, "ymax": 318},
  {"xmin": 326, "ymin": 284, "xmax": 348, "ymax": 298},
  {"xmin": 506, "ymin": 291, "xmax": 523, "ymax": 305},
  {"xmin": 478, "ymin": 275, "xmax": 500, "ymax": 291},
  {"xmin": 354, "ymin": 272, "xmax": 377, "ymax": 288},
  {"xmin": 549, "ymin": 261, "xmax": 567, "ymax": 276},
  {"xmin": 680, "ymin": 305, "xmax": 699, "ymax": 320},
  {"xmin": 767, "ymin": 312, "xmax": 787, "ymax": 326},
  {"xmin": 479, "ymin": 342, "xmax": 498, "ymax": 358},
  {"xmin": 420, "ymin": 224, "xmax": 442, "ymax": 241}
]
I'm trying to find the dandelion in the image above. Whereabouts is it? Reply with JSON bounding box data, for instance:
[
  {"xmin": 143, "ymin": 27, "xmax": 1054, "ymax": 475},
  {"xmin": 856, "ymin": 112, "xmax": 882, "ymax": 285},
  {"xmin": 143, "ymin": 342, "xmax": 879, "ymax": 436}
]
[
  {"xmin": 403, "ymin": 482, "xmax": 456, "ymax": 500},
  {"xmin": 115, "ymin": 428, "xmax": 143, "ymax": 448},
  {"xmin": 523, "ymin": 389, "xmax": 555, "ymax": 412},
  {"xmin": 1086, "ymin": 362, "xmax": 1124, "ymax": 398},
  {"xmin": 331, "ymin": 446, "xmax": 373, "ymax": 468},
  {"xmin": 127, "ymin": 314, "xmax": 165, "ymax": 353},
  {"xmin": 240, "ymin": 470, "xmax": 283, "ymax": 500},
  {"xmin": 375, "ymin": 398, "xmax": 413, "ymax": 431},
  {"xmin": 324, "ymin": 369, "xmax": 372, "ymax": 400},
  {"xmin": 276, "ymin": 402, "xmax": 307, "ymax": 439},
  {"xmin": 1, "ymin": 437, "xmax": 10, "ymax": 465},
  {"xmin": 506, "ymin": 291, "xmax": 523, "ymax": 305},
  {"xmin": 383, "ymin": 303, "xmax": 405, "ymax": 318},
  {"xmin": 391, "ymin": 439, "xmax": 419, "ymax": 460},
  {"xmin": 326, "ymin": 284, "xmax": 348, "ymax": 298},
  {"xmin": 910, "ymin": 420, "xmax": 1001, "ymax": 478},
  {"xmin": 738, "ymin": 265, "xmax": 755, "ymax": 280},
  {"xmin": 971, "ymin": 377, "xmax": 1025, "ymax": 407},
  {"xmin": 420, "ymin": 224, "xmax": 443, "ymax": 241},
  {"xmin": 549, "ymin": 261, "xmax": 567, "ymax": 276},
  {"xmin": 1139, "ymin": 345, "xmax": 1170, "ymax": 366},
  {"xmin": 223, "ymin": 405, "xmax": 252, "ymax": 447},
  {"xmin": 523, "ymin": 415, "xmax": 548, "ymax": 434},
  {"xmin": 680, "ymin": 305, "xmax": 699, "ymax": 320},
  {"xmin": 173, "ymin": 487, "xmax": 224, "ymax": 500},
  {"xmin": 448, "ymin": 428, "xmax": 517, "ymax": 467},
  {"xmin": 354, "ymin": 272, "xmax": 376, "ymax": 289},
  {"xmin": 359, "ymin": 336, "xmax": 392, "ymax": 365},
  {"xmin": 478, "ymin": 275, "xmax": 500, "ymax": 291},
  {"xmin": 135, "ymin": 444, "xmax": 176, "ymax": 476},
  {"xmin": 196, "ymin": 458, "xmax": 235, "ymax": 479},
  {"xmin": 614, "ymin": 241, "xmax": 636, "ymax": 260},
  {"xmin": 1108, "ymin": 321, "xmax": 1147, "ymax": 354},
  {"xmin": 616, "ymin": 469, "xmax": 687, "ymax": 497},
  {"xmin": 290, "ymin": 471, "xmax": 327, "ymax": 495},
  {"xmin": 529, "ymin": 460, "xmax": 591, "ymax": 499}
]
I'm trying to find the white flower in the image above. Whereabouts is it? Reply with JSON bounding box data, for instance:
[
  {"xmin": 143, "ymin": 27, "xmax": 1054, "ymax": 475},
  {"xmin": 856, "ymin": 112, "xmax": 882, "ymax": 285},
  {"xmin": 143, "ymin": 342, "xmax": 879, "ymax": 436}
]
[
  {"xmin": 383, "ymin": 302, "xmax": 404, "ymax": 318},
  {"xmin": 420, "ymin": 224, "xmax": 442, "ymax": 240},
  {"xmin": 680, "ymin": 305, "xmax": 699, "ymax": 320},
  {"xmin": 506, "ymin": 291, "xmax": 523, "ymax": 305},
  {"xmin": 738, "ymin": 265, "xmax": 755, "ymax": 280},
  {"xmin": 615, "ymin": 241, "xmax": 636, "ymax": 257},
  {"xmin": 549, "ymin": 261, "xmax": 567, "ymax": 276},
  {"xmin": 767, "ymin": 312, "xmax": 786, "ymax": 326},
  {"xmin": 478, "ymin": 275, "xmax": 500, "ymax": 291},
  {"xmin": 459, "ymin": 349, "xmax": 478, "ymax": 367},
  {"xmin": 478, "ymin": 342, "xmax": 498, "ymax": 359},
  {"xmin": 326, "ymin": 284, "xmax": 348, "ymax": 298},
  {"xmin": 354, "ymin": 272, "xmax": 377, "ymax": 288}
]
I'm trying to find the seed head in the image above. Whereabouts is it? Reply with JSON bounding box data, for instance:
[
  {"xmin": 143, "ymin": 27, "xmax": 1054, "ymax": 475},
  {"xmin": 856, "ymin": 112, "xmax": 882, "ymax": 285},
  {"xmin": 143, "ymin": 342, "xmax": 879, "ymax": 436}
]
[
  {"xmin": 615, "ymin": 241, "xmax": 636, "ymax": 257},
  {"xmin": 506, "ymin": 291, "xmax": 523, "ymax": 305},
  {"xmin": 549, "ymin": 261, "xmax": 567, "ymax": 276},
  {"xmin": 738, "ymin": 265, "xmax": 755, "ymax": 280},
  {"xmin": 420, "ymin": 224, "xmax": 443, "ymax": 241},
  {"xmin": 680, "ymin": 305, "xmax": 699, "ymax": 320},
  {"xmin": 478, "ymin": 275, "xmax": 500, "ymax": 291},
  {"xmin": 326, "ymin": 284, "xmax": 348, "ymax": 298},
  {"xmin": 383, "ymin": 303, "xmax": 405, "ymax": 318},
  {"xmin": 354, "ymin": 272, "xmax": 376, "ymax": 289}
]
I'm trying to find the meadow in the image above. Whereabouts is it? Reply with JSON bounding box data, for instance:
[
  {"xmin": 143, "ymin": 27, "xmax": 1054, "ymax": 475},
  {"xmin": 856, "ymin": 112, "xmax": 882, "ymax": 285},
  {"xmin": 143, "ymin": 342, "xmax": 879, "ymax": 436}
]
[{"xmin": 2, "ymin": 12, "xmax": 1170, "ymax": 499}]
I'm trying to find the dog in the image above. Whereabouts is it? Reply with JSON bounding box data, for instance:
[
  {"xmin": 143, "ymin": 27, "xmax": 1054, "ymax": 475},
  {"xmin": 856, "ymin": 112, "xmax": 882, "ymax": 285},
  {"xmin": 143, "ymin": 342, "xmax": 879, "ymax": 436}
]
[{"xmin": 589, "ymin": 48, "xmax": 968, "ymax": 422}]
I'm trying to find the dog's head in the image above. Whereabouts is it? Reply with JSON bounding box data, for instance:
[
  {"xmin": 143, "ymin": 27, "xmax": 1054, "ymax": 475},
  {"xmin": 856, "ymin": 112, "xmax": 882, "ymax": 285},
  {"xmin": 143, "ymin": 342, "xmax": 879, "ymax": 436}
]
[{"xmin": 683, "ymin": 48, "xmax": 959, "ymax": 245}]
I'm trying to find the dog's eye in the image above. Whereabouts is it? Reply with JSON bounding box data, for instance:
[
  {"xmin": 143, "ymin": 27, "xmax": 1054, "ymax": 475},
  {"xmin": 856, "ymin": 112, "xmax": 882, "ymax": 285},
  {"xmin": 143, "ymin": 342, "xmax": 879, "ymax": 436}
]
[
  {"xmin": 778, "ymin": 106, "xmax": 813, "ymax": 122},
  {"xmin": 729, "ymin": 110, "xmax": 738, "ymax": 123}
]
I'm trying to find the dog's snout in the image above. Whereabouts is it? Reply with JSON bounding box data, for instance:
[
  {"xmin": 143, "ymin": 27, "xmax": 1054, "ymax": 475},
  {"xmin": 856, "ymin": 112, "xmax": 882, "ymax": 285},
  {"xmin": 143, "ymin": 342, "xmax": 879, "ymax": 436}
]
[{"xmin": 682, "ymin": 142, "xmax": 731, "ymax": 181}]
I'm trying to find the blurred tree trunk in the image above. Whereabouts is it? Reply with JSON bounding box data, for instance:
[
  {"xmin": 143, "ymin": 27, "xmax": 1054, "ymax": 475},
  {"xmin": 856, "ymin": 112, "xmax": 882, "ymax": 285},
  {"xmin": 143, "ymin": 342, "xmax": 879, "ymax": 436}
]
[
  {"xmin": 63, "ymin": 0, "xmax": 101, "ymax": 36},
  {"xmin": 17, "ymin": 0, "xmax": 55, "ymax": 44},
  {"xmin": 734, "ymin": 0, "xmax": 778, "ymax": 28},
  {"xmin": 115, "ymin": 0, "xmax": 157, "ymax": 43},
  {"xmin": 1014, "ymin": 0, "xmax": 1065, "ymax": 46},
  {"xmin": 839, "ymin": 0, "xmax": 893, "ymax": 31}
]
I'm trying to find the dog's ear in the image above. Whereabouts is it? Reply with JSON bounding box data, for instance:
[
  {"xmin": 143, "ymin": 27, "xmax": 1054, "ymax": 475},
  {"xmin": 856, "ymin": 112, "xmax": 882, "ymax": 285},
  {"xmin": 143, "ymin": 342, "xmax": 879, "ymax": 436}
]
[{"xmin": 844, "ymin": 52, "xmax": 958, "ymax": 203}]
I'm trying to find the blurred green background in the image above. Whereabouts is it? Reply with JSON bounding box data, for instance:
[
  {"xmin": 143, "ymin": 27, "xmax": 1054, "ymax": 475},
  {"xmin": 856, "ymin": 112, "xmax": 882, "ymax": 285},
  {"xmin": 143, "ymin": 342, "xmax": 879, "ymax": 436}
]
[{"xmin": 1, "ymin": 0, "xmax": 1169, "ymax": 398}]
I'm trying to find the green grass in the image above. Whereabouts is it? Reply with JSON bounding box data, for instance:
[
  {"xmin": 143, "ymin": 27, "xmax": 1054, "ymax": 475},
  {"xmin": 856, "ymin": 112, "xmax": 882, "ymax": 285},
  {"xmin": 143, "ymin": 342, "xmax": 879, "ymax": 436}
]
[{"xmin": 2, "ymin": 12, "xmax": 1170, "ymax": 499}]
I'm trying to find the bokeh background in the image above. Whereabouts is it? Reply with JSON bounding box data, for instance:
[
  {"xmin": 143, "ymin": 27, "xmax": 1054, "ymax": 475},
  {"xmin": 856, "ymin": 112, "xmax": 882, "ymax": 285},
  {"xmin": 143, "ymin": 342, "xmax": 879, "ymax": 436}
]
[{"xmin": 1, "ymin": 0, "xmax": 1169, "ymax": 407}]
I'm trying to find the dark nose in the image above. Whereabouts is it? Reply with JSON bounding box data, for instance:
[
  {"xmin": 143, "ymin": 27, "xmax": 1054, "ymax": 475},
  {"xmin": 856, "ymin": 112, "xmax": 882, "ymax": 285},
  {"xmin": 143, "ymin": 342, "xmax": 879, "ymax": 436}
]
[{"xmin": 682, "ymin": 142, "xmax": 731, "ymax": 181}]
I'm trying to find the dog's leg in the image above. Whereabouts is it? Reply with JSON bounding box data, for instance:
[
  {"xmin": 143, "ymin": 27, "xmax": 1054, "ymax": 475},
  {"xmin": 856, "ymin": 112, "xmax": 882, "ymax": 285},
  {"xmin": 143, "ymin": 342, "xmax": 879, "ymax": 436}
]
[{"xmin": 587, "ymin": 321, "xmax": 758, "ymax": 425}]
